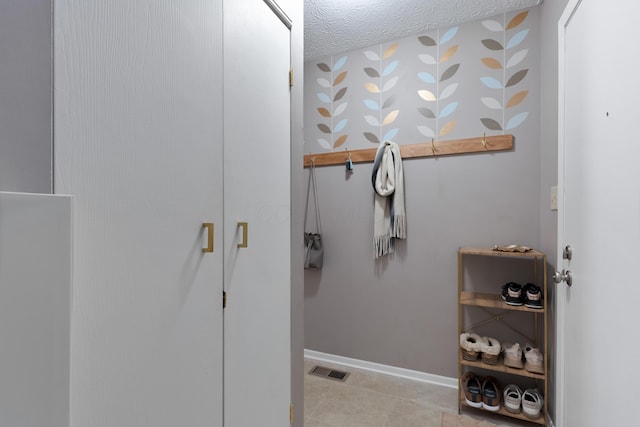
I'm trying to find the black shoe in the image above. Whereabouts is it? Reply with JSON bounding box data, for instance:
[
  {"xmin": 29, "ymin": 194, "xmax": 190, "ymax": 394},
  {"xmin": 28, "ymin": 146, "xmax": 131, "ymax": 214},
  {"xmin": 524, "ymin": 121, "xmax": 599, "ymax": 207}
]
[
  {"xmin": 501, "ymin": 282, "xmax": 523, "ymax": 306},
  {"xmin": 523, "ymin": 283, "xmax": 543, "ymax": 309}
]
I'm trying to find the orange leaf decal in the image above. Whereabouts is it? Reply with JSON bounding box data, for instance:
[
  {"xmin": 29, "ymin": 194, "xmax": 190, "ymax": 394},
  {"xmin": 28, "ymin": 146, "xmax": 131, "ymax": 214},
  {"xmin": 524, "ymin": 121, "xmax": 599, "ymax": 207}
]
[
  {"xmin": 506, "ymin": 90, "xmax": 529, "ymax": 108},
  {"xmin": 334, "ymin": 134, "xmax": 348, "ymax": 149},
  {"xmin": 383, "ymin": 110, "xmax": 399, "ymax": 126},
  {"xmin": 334, "ymin": 71, "xmax": 347, "ymax": 86},
  {"xmin": 440, "ymin": 45, "xmax": 459, "ymax": 63},
  {"xmin": 317, "ymin": 107, "xmax": 331, "ymax": 118},
  {"xmin": 365, "ymin": 82, "xmax": 381, "ymax": 93},
  {"xmin": 439, "ymin": 120, "xmax": 457, "ymax": 136},
  {"xmin": 481, "ymin": 57, "xmax": 503, "ymax": 70},
  {"xmin": 507, "ymin": 11, "xmax": 528, "ymax": 30},
  {"xmin": 383, "ymin": 43, "xmax": 398, "ymax": 59}
]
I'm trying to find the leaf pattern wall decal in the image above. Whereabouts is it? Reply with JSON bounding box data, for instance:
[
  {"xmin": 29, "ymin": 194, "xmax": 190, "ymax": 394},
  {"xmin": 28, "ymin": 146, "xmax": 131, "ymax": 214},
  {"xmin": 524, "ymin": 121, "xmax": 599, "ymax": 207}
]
[
  {"xmin": 507, "ymin": 11, "xmax": 529, "ymax": 30},
  {"xmin": 362, "ymin": 43, "xmax": 401, "ymax": 144},
  {"xmin": 479, "ymin": 11, "xmax": 531, "ymax": 132},
  {"xmin": 314, "ymin": 55, "xmax": 350, "ymax": 150},
  {"xmin": 416, "ymin": 26, "xmax": 461, "ymax": 139}
]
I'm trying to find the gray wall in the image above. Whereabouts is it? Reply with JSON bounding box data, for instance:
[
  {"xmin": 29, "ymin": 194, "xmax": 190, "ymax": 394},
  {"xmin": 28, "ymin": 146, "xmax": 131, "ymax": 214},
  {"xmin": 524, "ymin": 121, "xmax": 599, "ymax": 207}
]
[
  {"xmin": 0, "ymin": 0, "xmax": 52, "ymax": 193},
  {"xmin": 304, "ymin": 8, "xmax": 542, "ymax": 378}
]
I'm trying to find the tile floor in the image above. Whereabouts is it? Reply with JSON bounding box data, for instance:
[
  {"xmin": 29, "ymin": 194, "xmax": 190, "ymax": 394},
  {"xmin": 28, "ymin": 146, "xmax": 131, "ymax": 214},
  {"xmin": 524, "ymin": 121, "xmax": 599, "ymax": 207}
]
[{"xmin": 303, "ymin": 357, "xmax": 534, "ymax": 427}]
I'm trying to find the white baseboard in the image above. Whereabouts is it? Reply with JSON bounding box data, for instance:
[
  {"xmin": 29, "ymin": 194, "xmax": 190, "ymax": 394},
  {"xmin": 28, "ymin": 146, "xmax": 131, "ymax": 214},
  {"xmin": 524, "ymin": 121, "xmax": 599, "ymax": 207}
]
[{"xmin": 304, "ymin": 349, "xmax": 458, "ymax": 389}]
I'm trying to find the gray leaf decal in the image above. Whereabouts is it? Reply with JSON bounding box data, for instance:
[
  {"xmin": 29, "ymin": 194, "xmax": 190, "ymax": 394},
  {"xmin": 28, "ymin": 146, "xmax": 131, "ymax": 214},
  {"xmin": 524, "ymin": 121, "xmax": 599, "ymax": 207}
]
[
  {"xmin": 317, "ymin": 63, "xmax": 331, "ymax": 72},
  {"xmin": 364, "ymin": 132, "xmax": 380, "ymax": 144},
  {"xmin": 418, "ymin": 108, "xmax": 436, "ymax": 119},
  {"xmin": 317, "ymin": 124, "xmax": 331, "ymax": 134},
  {"xmin": 382, "ymin": 96, "xmax": 396, "ymax": 109},
  {"xmin": 480, "ymin": 118, "xmax": 502, "ymax": 131},
  {"xmin": 482, "ymin": 39, "xmax": 504, "ymax": 51},
  {"xmin": 506, "ymin": 69, "xmax": 528, "ymax": 87},
  {"xmin": 418, "ymin": 36, "xmax": 436, "ymax": 46},
  {"xmin": 364, "ymin": 67, "xmax": 380, "ymax": 78},
  {"xmin": 440, "ymin": 64, "xmax": 460, "ymax": 82},
  {"xmin": 334, "ymin": 87, "xmax": 348, "ymax": 102}
]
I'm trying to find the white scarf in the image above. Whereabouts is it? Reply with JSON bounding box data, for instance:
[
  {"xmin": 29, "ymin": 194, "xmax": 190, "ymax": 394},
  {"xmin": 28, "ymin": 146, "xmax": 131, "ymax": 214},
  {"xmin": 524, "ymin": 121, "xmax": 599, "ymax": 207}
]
[{"xmin": 372, "ymin": 141, "xmax": 406, "ymax": 258}]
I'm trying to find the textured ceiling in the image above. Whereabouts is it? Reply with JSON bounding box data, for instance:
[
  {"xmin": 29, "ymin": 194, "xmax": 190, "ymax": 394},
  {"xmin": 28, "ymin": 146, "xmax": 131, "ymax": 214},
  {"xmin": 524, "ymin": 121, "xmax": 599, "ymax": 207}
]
[{"xmin": 304, "ymin": 0, "xmax": 542, "ymax": 60}]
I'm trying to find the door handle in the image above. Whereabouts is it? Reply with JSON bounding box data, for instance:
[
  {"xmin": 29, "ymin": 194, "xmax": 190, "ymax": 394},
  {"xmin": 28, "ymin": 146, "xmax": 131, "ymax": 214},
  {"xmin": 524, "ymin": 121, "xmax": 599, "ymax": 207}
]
[
  {"xmin": 237, "ymin": 222, "xmax": 248, "ymax": 248},
  {"xmin": 202, "ymin": 223, "xmax": 214, "ymax": 253},
  {"xmin": 553, "ymin": 269, "xmax": 572, "ymax": 287}
]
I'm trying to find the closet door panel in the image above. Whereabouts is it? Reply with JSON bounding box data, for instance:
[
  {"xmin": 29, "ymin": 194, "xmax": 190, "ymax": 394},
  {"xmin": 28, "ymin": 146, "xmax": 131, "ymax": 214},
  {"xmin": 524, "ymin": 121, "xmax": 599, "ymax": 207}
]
[
  {"xmin": 0, "ymin": 192, "xmax": 71, "ymax": 427},
  {"xmin": 223, "ymin": 0, "xmax": 292, "ymax": 424},
  {"xmin": 54, "ymin": 2, "xmax": 223, "ymax": 426}
]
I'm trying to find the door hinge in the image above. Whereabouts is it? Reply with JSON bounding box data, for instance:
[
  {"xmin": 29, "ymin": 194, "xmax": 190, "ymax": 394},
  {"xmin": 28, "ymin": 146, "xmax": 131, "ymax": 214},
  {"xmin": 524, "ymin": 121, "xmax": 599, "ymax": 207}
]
[
  {"xmin": 289, "ymin": 404, "xmax": 294, "ymax": 424},
  {"xmin": 289, "ymin": 69, "xmax": 294, "ymax": 87},
  {"xmin": 223, "ymin": 291, "xmax": 227, "ymax": 309}
]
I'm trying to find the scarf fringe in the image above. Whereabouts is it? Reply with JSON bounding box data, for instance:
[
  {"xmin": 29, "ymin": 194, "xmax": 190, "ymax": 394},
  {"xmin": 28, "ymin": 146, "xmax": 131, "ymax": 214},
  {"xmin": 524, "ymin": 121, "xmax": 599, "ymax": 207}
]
[
  {"xmin": 391, "ymin": 214, "xmax": 406, "ymax": 239},
  {"xmin": 374, "ymin": 234, "xmax": 394, "ymax": 258}
]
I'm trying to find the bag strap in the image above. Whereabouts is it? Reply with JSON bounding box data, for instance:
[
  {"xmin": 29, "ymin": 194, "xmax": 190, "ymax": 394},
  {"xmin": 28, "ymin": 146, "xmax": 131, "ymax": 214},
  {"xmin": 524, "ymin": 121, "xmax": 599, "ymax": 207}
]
[{"xmin": 304, "ymin": 159, "xmax": 322, "ymax": 234}]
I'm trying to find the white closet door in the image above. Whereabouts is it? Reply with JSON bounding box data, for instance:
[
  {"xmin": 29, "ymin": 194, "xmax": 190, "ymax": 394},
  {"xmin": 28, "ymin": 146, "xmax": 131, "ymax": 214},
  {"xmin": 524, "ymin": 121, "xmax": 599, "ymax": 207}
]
[
  {"xmin": 54, "ymin": 2, "xmax": 223, "ymax": 426},
  {"xmin": 223, "ymin": 0, "xmax": 292, "ymax": 424},
  {"xmin": 0, "ymin": 192, "xmax": 71, "ymax": 427}
]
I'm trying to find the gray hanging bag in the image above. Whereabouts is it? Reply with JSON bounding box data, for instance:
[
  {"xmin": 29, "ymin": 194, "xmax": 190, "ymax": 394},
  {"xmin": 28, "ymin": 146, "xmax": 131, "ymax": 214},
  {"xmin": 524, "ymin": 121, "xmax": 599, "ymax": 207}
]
[{"xmin": 304, "ymin": 161, "xmax": 323, "ymax": 270}]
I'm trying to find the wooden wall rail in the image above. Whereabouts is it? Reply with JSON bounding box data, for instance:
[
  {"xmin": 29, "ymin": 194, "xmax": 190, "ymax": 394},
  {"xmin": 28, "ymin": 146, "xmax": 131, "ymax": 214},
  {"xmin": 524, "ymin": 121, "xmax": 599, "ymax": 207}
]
[{"xmin": 303, "ymin": 134, "xmax": 513, "ymax": 167}]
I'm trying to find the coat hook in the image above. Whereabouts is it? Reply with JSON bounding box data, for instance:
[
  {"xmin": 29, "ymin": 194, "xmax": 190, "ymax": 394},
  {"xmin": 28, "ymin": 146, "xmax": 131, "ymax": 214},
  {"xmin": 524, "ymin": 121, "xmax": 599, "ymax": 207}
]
[
  {"xmin": 482, "ymin": 133, "xmax": 488, "ymax": 149},
  {"xmin": 345, "ymin": 148, "xmax": 353, "ymax": 172},
  {"xmin": 431, "ymin": 138, "xmax": 436, "ymax": 155}
]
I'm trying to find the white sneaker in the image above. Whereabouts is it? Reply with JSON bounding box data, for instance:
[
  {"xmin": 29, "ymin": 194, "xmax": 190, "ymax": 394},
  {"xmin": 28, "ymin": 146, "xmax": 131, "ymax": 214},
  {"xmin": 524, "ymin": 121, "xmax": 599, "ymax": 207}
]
[
  {"xmin": 523, "ymin": 344, "xmax": 544, "ymax": 374},
  {"xmin": 503, "ymin": 384, "xmax": 522, "ymax": 414},
  {"xmin": 522, "ymin": 388, "xmax": 544, "ymax": 419},
  {"xmin": 502, "ymin": 342, "xmax": 524, "ymax": 369}
]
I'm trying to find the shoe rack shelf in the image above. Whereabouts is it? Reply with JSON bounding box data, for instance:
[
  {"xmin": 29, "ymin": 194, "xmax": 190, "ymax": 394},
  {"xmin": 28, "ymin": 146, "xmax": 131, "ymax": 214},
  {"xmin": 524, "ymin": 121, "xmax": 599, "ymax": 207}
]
[
  {"xmin": 457, "ymin": 246, "xmax": 548, "ymax": 426},
  {"xmin": 460, "ymin": 291, "xmax": 545, "ymax": 313},
  {"xmin": 459, "ymin": 398, "xmax": 546, "ymax": 424}
]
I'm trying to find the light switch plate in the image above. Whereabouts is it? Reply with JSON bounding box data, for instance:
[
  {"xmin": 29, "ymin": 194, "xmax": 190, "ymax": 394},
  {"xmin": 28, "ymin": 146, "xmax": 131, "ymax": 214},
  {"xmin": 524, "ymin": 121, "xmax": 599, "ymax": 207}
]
[{"xmin": 551, "ymin": 185, "xmax": 558, "ymax": 211}]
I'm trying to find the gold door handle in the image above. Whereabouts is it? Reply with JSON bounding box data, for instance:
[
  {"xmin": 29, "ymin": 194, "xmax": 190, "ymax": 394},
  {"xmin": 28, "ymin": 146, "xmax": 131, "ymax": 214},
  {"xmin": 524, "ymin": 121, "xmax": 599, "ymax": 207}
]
[
  {"xmin": 237, "ymin": 222, "xmax": 248, "ymax": 248},
  {"xmin": 202, "ymin": 223, "xmax": 214, "ymax": 253}
]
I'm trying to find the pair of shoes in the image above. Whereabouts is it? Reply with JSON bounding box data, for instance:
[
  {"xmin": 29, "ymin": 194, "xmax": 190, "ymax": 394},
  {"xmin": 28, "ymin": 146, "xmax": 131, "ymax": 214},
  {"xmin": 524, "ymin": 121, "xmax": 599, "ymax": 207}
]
[
  {"xmin": 502, "ymin": 342, "xmax": 544, "ymax": 374},
  {"xmin": 522, "ymin": 388, "xmax": 544, "ymax": 419},
  {"xmin": 459, "ymin": 333, "xmax": 501, "ymax": 365},
  {"xmin": 460, "ymin": 372, "xmax": 502, "ymax": 412},
  {"xmin": 503, "ymin": 385, "xmax": 544, "ymax": 417},
  {"xmin": 500, "ymin": 282, "xmax": 543, "ymax": 308}
]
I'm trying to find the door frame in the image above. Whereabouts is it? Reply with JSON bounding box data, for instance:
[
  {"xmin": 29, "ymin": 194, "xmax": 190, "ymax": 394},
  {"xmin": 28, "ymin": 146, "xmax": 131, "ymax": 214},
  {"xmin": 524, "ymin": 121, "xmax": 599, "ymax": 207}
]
[{"xmin": 556, "ymin": 0, "xmax": 582, "ymax": 425}]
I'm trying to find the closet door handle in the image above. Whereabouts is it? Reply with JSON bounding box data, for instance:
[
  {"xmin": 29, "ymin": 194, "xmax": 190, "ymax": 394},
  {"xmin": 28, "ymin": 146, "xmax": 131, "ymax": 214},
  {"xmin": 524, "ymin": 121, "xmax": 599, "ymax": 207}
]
[
  {"xmin": 202, "ymin": 223, "xmax": 214, "ymax": 253},
  {"xmin": 237, "ymin": 222, "xmax": 248, "ymax": 248}
]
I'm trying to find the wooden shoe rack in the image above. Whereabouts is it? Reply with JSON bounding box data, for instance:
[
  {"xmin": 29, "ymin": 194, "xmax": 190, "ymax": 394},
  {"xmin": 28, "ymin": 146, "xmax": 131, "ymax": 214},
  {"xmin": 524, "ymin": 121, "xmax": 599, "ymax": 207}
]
[{"xmin": 457, "ymin": 247, "xmax": 547, "ymax": 425}]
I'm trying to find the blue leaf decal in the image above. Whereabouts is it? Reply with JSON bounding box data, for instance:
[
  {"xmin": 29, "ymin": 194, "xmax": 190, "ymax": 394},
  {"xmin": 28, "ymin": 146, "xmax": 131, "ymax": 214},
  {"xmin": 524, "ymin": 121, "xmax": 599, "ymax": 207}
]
[
  {"xmin": 480, "ymin": 77, "xmax": 503, "ymax": 89},
  {"xmin": 440, "ymin": 27, "xmax": 459, "ymax": 44},
  {"xmin": 382, "ymin": 60, "xmax": 399, "ymax": 77},
  {"xmin": 334, "ymin": 118, "xmax": 348, "ymax": 133},
  {"xmin": 418, "ymin": 72, "xmax": 436, "ymax": 84},
  {"xmin": 506, "ymin": 112, "xmax": 529, "ymax": 130},
  {"xmin": 317, "ymin": 93, "xmax": 331, "ymax": 103},
  {"xmin": 506, "ymin": 30, "xmax": 529, "ymax": 50},
  {"xmin": 439, "ymin": 102, "xmax": 458, "ymax": 118},
  {"xmin": 333, "ymin": 56, "xmax": 348, "ymax": 72},
  {"xmin": 383, "ymin": 128, "xmax": 399, "ymax": 142},
  {"xmin": 363, "ymin": 99, "xmax": 381, "ymax": 111}
]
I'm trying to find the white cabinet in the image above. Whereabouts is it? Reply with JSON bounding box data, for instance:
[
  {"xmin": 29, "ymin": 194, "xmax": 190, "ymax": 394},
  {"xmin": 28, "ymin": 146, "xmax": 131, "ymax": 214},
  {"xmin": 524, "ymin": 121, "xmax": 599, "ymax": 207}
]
[
  {"xmin": 54, "ymin": 1, "xmax": 293, "ymax": 426},
  {"xmin": 0, "ymin": 192, "xmax": 71, "ymax": 427}
]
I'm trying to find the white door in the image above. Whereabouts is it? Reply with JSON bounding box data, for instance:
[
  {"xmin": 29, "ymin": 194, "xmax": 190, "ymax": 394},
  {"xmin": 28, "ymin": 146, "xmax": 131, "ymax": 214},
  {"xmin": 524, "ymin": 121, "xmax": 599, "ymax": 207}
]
[
  {"xmin": 54, "ymin": 1, "xmax": 224, "ymax": 426},
  {"xmin": 0, "ymin": 192, "xmax": 71, "ymax": 427},
  {"xmin": 557, "ymin": 1, "xmax": 640, "ymax": 425},
  {"xmin": 223, "ymin": 0, "xmax": 292, "ymax": 425}
]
